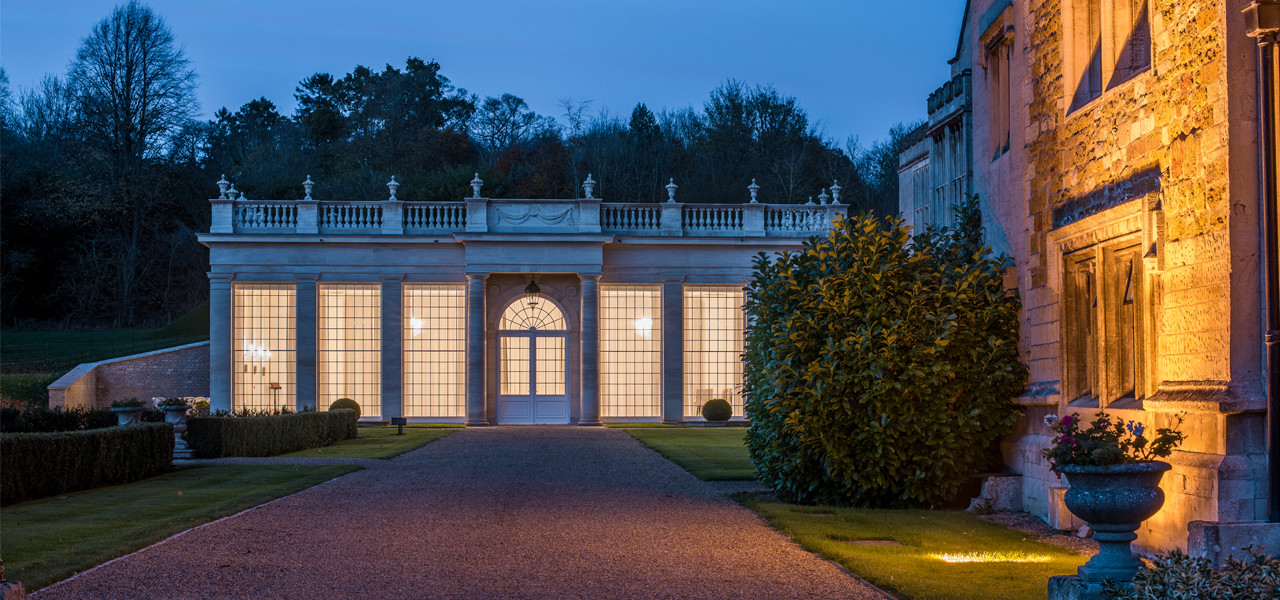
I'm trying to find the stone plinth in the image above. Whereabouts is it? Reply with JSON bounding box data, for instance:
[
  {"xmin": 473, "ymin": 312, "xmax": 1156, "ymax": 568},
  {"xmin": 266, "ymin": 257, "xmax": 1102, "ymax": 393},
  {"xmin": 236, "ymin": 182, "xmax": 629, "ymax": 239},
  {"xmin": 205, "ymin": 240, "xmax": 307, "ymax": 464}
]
[{"xmin": 1187, "ymin": 520, "xmax": 1280, "ymax": 564}]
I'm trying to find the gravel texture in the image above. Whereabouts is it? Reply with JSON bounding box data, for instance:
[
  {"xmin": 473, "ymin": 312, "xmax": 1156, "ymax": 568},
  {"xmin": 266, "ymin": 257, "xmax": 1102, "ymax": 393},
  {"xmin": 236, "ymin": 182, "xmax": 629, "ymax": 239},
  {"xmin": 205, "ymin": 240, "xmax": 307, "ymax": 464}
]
[{"xmin": 35, "ymin": 427, "xmax": 888, "ymax": 600}]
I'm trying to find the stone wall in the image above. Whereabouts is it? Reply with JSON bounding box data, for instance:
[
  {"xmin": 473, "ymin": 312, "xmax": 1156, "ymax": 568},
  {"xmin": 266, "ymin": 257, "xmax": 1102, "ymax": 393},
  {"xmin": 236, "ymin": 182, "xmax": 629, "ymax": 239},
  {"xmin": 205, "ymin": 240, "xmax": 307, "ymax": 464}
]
[
  {"xmin": 48, "ymin": 342, "xmax": 210, "ymax": 409},
  {"xmin": 964, "ymin": 0, "xmax": 1267, "ymax": 553}
]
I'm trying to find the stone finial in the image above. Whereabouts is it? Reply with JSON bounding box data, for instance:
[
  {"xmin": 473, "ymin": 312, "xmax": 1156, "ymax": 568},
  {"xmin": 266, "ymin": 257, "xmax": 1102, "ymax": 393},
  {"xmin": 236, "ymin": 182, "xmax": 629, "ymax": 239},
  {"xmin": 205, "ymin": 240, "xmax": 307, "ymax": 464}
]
[
  {"xmin": 748, "ymin": 179, "xmax": 760, "ymax": 204},
  {"xmin": 805, "ymin": 195, "xmax": 814, "ymax": 206},
  {"xmin": 228, "ymin": 184, "xmax": 241, "ymax": 200},
  {"xmin": 583, "ymin": 173, "xmax": 597, "ymax": 199},
  {"xmin": 830, "ymin": 179, "xmax": 842, "ymax": 204},
  {"xmin": 665, "ymin": 178, "xmax": 678, "ymax": 203},
  {"xmin": 387, "ymin": 175, "xmax": 400, "ymax": 201},
  {"xmin": 470, "ymin": 173, "xmax": 484, "ymax": 199},
  {"xmin": 818, "ymin": 188, "xmax": 830, "ymax": 205},
  {"xmin": 216, "ymin": 174, "xmax": 230, "ymax": 199},
  {"xmin": 303, "ymin": 175, "xmax": 315, "ymax": 200}
]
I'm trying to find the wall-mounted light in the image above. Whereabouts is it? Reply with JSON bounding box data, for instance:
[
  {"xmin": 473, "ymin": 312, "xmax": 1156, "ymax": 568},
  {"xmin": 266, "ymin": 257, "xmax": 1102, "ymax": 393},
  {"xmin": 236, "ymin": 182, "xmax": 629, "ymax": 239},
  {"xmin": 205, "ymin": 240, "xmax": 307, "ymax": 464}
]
[
  {"xmin": 634, "ymin": 316, "xmax": 653, "ymax": 339},
  {"xmin": 524, "ymin": 279, "xmax": 541, "ymax": 308}
]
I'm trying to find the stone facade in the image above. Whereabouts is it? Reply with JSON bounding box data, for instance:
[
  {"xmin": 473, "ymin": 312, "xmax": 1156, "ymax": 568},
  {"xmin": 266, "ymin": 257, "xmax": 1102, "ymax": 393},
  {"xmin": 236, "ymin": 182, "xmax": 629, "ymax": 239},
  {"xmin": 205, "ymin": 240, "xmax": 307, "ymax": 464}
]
[
  {"xmin": 912, "ymin": 0, "xmax": 1268, "ymax": 553},
  {"xmin": 47, "ymin": 342, "xmax": 211, "ymax": 409}
]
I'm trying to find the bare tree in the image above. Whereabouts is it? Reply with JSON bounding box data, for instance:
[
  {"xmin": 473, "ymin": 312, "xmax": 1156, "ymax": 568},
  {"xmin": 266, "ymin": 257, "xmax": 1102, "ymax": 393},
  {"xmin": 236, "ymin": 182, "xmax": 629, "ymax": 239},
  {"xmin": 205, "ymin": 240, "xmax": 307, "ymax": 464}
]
[{"xmin": 68, "ymin": 1, "xmax": 198, "ymax": 324}]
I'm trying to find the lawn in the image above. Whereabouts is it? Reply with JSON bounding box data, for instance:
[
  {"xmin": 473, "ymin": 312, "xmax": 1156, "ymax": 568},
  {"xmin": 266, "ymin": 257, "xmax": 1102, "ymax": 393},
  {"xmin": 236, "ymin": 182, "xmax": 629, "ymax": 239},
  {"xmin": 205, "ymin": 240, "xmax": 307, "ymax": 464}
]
[
  {"xmin": 282, "ymin": 425, "xmax": 456, "ymax": 459},
  {"xmin": 1, "ymin": 463, "xmax": 358, "ymax": 591},
  {"xmin": 742, "ymin": 497, "xmax": 1089, "ymax": 600},
  {"xmin": 0, "ymin": 301, "xmax": 209, "ymax": 373},
  {"xmin": 625, "ymin": 427, "xmax": 755, "ymax": 480}
]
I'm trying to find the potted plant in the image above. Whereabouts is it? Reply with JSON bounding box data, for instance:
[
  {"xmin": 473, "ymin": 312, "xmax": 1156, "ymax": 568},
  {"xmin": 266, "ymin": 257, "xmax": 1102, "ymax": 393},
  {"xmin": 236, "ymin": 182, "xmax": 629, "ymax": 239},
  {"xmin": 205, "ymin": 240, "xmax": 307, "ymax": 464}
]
[
  {"xmin": 110, "ymin": 398, "xmax": 146, "ymax": 425},
  {"xmin": 157, "ymin": 398, "xmax": 193, "ymax": 459},
  {"xmin": 1043, "ymin": 411, "xmax": 1185, "ymax": 584}
]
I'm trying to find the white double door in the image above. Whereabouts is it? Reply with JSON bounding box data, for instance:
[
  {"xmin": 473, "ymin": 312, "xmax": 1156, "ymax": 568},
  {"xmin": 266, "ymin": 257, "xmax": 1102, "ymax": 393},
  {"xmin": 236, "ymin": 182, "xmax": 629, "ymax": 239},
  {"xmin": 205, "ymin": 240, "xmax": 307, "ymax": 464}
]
[{"xmin": 497, "ymin": 332, "xmax": 569, "ymax": 424}]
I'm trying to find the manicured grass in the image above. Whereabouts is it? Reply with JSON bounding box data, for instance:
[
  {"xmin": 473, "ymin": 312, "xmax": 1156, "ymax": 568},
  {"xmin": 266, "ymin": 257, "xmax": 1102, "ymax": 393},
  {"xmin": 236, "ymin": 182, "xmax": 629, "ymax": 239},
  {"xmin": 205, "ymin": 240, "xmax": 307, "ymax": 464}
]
[
  {"xmin": 741, "ymin": 497, "xmax": 1089, "ymax": 600},
  {"xmin": 625, "ymin": 427, "xmax": 755, "ymax": 480},
  {"xmin": 1, "ymin": 463, "xmax": 358, "ymax": 590},
  {"xmin": 603, "ymin": 423, "xmax": 681, "ymax": 428},
  {"xmin": 281, "ymin": 426, "xmax": 454, "ymax": 459},
  {"xmin": 0, "ymin": 302, "xmax": 209, "ymax": 373}
]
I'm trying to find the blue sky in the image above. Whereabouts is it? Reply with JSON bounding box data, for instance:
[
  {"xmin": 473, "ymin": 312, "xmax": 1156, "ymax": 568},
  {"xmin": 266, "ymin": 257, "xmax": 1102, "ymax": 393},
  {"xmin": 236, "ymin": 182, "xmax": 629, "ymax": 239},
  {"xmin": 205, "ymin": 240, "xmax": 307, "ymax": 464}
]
[{"xmin": 2, "ymin": 0, "xmax": 966, "ymax": 145}]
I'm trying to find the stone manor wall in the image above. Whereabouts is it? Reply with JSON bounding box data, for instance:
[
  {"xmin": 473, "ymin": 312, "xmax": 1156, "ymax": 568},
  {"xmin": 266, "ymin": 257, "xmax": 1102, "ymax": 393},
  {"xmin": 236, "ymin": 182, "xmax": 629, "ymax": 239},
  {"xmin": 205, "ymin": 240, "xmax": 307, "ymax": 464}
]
[{"xmin": 994, "ymin": 0, "xmax": 1265, "ymax": 552}]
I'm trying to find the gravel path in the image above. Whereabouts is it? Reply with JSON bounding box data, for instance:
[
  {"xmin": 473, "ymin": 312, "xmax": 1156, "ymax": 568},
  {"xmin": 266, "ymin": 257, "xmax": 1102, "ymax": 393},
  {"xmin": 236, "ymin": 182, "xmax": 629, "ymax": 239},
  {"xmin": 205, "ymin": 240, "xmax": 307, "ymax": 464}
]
[{"xmin": 35, "ymin": 427, "xmax": 888, "ymax": 600}]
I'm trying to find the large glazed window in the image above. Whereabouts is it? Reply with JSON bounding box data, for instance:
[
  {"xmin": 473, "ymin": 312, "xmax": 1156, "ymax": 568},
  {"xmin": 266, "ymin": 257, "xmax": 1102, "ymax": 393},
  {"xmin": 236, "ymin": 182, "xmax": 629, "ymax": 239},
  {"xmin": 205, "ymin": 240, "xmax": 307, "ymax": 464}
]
[
  {"xmin": 601, "ymin": 285, "xmax": 662, "ymax": 418},
  {"xmin": 318, "ymin": 284, "xmax": 381, "ymax": 418},
  {"xmin": 684, "ymin": 286, "xmax": 744, "ymax": 418},
  {"xmin": 500, "ymin": 298, "xmax": 566, "ymax": 331},
  {"xmin": 233, "ymin": 283, "xmax": 296, "ymax": 411},
  {"xmin": 403, "ymin": 285, "xmax": 466, "ymax": 418}
]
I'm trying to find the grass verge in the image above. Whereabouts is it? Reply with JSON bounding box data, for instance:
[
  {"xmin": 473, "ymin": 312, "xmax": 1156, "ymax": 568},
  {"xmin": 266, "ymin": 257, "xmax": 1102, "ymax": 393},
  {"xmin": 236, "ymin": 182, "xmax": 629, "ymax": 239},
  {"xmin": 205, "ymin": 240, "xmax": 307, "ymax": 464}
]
[
  {"xmin": 625, "ymin": 427, "xmax": 755, "ymax": 480},
  {"xmin": 1, "ymin": 302, "xmax": 209, "ymax": 373},
  {"xmin": 741, "ymin": 496, "xmax": 1089, "ymax": 600},
  {"xmin": 281, "ymin": 426, "xmax": 454, "ymax": 459},
  {"xmin": 1, "ymin": 463, "xmax": 358, "ymax": 590}
]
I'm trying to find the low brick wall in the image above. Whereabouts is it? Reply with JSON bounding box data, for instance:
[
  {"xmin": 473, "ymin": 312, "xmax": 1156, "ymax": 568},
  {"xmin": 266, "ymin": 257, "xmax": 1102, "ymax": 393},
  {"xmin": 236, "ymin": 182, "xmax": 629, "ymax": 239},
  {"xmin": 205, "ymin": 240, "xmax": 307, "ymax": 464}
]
[{"xmin": 48, "ymin": 342, "xmax": 209, "ymax": 409}]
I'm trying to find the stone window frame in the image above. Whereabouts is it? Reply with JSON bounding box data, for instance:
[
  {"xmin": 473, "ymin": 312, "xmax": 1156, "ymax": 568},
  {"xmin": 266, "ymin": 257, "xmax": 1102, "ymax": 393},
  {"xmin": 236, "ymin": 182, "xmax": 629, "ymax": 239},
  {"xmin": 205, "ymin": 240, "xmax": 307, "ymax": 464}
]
[
  {"xmin": 1048, "ymin": 201, "xmax": 1152, "ymax": 410},
  {"xmin": 979, "ymin": 5, "xmax": 1014, "ymax": 161},
  {"xmin": 1062, "ymin": 0, "xmax": 1153, "ymax": 114}
]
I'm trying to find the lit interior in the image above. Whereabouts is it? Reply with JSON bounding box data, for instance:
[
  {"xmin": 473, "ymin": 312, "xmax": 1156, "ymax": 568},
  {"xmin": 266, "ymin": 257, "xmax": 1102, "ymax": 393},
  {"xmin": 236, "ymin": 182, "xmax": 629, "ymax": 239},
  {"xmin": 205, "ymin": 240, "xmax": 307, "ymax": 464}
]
[
  {"xmin": 684, "ymin": 286, "xmax": 745, "ymax": 417},
  {"xmin": 601, "ymin": 285, "xmax": 662, "ymax": 417},
  {"xmin": 403, "ymin": 285, "xmax": 466, "ymax": 418},
  {"xmin": 499, "ymin": 297, "xmax": 567, "ymax": 397},
  {"xmin": 318, "ymin": 283, "xmax": 381, "ymax": 418},
  {"xmin": 232, "ymin": 283, "xmax": 296, "ymax": 411}
]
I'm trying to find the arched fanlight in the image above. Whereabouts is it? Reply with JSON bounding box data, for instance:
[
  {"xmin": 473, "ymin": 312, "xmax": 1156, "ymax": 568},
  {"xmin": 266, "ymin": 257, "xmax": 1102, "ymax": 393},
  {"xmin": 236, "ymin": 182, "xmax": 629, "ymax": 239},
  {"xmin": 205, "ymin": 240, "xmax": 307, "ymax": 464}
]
[{"xmin": 524, "ymin": 279, "xmax": 541, "ymax": 308}]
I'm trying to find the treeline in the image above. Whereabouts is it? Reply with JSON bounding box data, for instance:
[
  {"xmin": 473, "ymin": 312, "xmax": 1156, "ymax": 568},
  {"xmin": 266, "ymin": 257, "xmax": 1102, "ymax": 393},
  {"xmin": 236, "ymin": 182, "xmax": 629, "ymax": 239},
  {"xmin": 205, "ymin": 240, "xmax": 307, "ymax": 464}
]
[{"xmin": 0, "ymin": 1, "xmax": 912, "ymax": 329}]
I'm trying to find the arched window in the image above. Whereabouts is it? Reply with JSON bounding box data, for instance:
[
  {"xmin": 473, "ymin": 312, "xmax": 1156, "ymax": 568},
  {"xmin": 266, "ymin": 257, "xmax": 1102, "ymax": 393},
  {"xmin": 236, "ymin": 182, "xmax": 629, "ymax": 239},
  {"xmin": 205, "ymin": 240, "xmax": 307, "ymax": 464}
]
[{"xmin": 500, "ymin": 297, "xmax": 567, "ymax": 331}]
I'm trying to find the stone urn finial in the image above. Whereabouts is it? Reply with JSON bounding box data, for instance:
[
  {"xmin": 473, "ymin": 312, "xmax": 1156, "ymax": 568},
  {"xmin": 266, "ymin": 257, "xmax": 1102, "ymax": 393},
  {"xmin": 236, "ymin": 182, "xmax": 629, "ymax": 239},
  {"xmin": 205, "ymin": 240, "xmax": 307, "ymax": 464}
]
[
  {"xmin": 830, "ymin": 179, "xmax": 842, "ymax": 204},
  {"xmin": 216, "ymin": 174, "xmax": 230, "ymax": 199},
  {"xmin": 818, "ymin": 188, "xmax": 830, "ymax": 205},
  {"xmin": 583, "ymin": 173, "xmax": 597, "ymax": 199},
  {"xmin": 665, "ymin": 178, "xmax": 678, "ymax": 203},
  {"xmin": 303, "ymin": 175, "xmax": 315, "ymax": 200},
  {"xmin": 470, "ymin": 173, "xmax": 484, "ymax": 199},
  {"xmin": 748, "ymin": 178, "xmax": 760, "ymax": 203},
  {"xmin": 387, "ymin": 175, "xmax": 400, "ymax": 201},
  {"xmin": 805, "ymin": 195, "xmax": 814, "ymax": 206},
  {"xmin": 228, "ymin": 184, "xmax": 240, "ymax": 200}
]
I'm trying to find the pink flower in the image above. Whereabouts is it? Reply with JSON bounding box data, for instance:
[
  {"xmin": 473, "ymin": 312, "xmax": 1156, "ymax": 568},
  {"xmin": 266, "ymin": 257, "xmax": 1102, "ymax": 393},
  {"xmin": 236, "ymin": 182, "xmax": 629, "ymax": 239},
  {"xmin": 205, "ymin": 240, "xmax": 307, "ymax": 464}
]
[
  {"xmin": 1062, "ymin": 436, "xmax": 1077, "ymax": 446},
  {"xmin": 1061, "ymin": 415, "xmax": 1074, "ymax": 428}
]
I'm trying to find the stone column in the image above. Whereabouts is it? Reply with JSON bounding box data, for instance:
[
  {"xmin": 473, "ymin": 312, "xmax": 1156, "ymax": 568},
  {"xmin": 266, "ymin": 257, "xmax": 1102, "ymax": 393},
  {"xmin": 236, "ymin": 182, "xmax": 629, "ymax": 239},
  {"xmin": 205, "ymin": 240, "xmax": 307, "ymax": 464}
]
[
  {"xmin": 579, "ymin": 275, "xmax": 602, "ymax": 425},
  {"xmin": 465, "ymin": 274, "xmax": 488, "ymax": 426},
  {"xmin": 295, "ymin": 275, "xmax": 318, "ymax": 411},
  {"xmin": 208, "ymin": 273, "xmax": 233, "ymax": 413},
  {"xmin": 661, "ymin": 277, "xmax": 685, "ymax": 423},
  {"xmin": 380, "ymin": 275, "xmax": 403, "ymax": 421}
]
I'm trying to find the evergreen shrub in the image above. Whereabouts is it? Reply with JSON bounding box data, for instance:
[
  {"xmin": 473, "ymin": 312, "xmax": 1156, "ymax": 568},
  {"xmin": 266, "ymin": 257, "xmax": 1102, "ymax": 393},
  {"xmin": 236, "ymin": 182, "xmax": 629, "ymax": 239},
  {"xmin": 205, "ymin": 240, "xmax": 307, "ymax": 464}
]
[
  {"xmin": 0, "ymin": 406, "xmax": 118, "ymax": 432},
  {"xmin": 744, "ymin": 197, "xmax": 1026, "ymax": 506},
  {"xmin": 186, "ymin": 410, "xmax": 358, "ymax": 458},
  {"xmin": 1103, "ymin": 548, "xmax": 1280, "ymax": 600},
  {"xmin": 328, "ymin": 397, "xmax": 361, "ymax": 419},
  {"xmin": 1, "ymin": 423, "xmax": 173, "ymax": 505},
  {"xmin": 702, "ymin": 399, "xmax": 732, "ymax": 422}
]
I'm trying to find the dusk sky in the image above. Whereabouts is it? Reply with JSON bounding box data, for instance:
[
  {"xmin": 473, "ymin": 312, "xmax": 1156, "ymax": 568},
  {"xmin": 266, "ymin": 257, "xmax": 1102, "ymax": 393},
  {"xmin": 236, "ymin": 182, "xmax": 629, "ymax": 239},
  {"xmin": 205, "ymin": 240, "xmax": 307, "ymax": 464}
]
[{"xmin": 3, "ymin": 0, "xmax": 966, "ymax": 146}]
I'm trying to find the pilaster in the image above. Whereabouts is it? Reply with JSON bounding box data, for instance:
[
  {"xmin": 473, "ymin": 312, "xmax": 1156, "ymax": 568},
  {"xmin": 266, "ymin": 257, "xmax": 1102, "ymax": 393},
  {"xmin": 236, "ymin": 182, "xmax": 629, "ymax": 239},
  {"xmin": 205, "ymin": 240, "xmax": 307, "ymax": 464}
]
[
  {"xmin": 579, "ymin": 275, "xmax": 602, "ymax": 425},
  {"xmin": 661, "ymin": 276, "xmax": 685, "ymax": 423},
  {"xmin": 209, "ymin": 273, "xmax": 233, "ymax": 412},
  {"xmin": 466, "ymin": 274, "xmax": 489, "ymax": 425},
  {"xmin": 380, "ymin": 275, "xmax": 404, "ymax": 420},
  {"xmin": 295, "ymin": 274, "xmax": 319, "ymax": 411}
]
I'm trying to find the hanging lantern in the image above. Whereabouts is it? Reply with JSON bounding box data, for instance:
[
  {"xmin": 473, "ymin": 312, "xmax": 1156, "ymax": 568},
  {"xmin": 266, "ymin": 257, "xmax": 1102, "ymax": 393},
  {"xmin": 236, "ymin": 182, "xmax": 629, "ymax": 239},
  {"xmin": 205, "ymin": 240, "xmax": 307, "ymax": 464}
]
[{"xmin": 524, "ymin": 280, "xmax": 541, "ymax": 307}]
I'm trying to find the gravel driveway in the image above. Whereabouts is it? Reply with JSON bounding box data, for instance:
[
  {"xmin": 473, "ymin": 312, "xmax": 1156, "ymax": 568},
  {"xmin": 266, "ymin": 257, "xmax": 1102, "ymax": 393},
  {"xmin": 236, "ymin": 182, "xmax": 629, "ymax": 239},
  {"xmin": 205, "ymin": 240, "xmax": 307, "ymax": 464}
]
[{"xmin": 35, "ymin": 427, "xmax": 887, "ymax": 600}]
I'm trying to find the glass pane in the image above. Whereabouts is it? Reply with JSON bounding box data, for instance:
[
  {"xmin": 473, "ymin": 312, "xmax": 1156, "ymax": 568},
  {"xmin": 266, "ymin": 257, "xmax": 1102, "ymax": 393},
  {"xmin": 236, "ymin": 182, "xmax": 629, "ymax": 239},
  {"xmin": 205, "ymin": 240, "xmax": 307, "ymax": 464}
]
[
  {"xmin": 499, "ymin": 298, "xmax": 566, "ymax": 331},
  {"xmin": 601, "ymin": 285, "xmax": 661, "ymax": 417},
  {"xmin": 318, "ymin": 284, "xmax": 381, "ymax": 418},
  {"xmin": 500, "ymin": 337, "xmax": 530, "ymax": 396},
  {"xmin": 535, "ymin": 336, "xmax": 566, "ymax": 396},
  {"xmin": 403, "ymin": 285, "xmax": 466, "ymax": 418},
  {"xmin": 683, "ymin": 287, "xmax": 745, "ymax": 418},
  {"xmin": 233, "ymin": 283, "xmax": 296, "ymax": 412}
]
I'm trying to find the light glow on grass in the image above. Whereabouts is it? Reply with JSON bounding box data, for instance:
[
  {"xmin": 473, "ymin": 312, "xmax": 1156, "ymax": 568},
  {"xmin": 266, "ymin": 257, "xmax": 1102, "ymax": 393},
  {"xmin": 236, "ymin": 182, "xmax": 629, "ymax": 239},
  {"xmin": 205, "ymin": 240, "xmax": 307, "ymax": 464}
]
[{"xmin": 929, "ymin": 551, "xmax": 1052, "ymax": 563}]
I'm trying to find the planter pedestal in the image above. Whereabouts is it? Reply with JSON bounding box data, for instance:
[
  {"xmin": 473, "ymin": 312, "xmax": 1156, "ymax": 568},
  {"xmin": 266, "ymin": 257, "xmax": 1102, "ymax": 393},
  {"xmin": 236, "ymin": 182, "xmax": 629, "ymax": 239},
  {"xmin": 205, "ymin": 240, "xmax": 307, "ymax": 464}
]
[
  {"xmin": 1059, "ymin": 461, "xmax": 1171, "ymax": 584},
  {"xmin": 161, "ymin": 405, "xmax": 193, "ymax": 459}
]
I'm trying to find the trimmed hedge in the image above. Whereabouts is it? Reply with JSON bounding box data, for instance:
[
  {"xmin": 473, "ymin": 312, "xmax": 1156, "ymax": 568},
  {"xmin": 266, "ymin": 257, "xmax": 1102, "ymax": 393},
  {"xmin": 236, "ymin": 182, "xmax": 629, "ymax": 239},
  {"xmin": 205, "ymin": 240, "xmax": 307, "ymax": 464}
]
[
  {"xmin": 1, "ymin": 423, "xmax": 174, "ymax": 505},
  {"xmin": 186, "ymin": 409, "xmax": 358, "ymax": 458}
]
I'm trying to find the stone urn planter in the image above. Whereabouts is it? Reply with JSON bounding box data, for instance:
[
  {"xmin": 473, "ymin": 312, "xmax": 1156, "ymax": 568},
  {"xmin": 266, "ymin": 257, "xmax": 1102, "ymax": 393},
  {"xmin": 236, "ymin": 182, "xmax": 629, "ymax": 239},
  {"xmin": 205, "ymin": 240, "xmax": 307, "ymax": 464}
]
[
  {"xmin": 111, "ymin": 406, "xmax": 145, "ymax": 426},
  {"xmin": 160, "ymin": 404, "xmax": 193, "ymax": 459},
  {"xmin": 1060, "ymin": 461, "xmax": 1172, "ymax": 583}
]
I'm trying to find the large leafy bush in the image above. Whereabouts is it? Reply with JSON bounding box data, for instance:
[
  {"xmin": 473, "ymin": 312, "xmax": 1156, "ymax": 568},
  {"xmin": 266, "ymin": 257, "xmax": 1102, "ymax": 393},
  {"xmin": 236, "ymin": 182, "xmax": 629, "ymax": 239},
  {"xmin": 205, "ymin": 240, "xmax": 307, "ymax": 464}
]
[
  {"xmin": 187, "ymin": 409, "xmax": 358, "ymax": 458},
  {"xmin": 744, "ymin": 198, "xmax": 1026, "ymax": 506}
]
